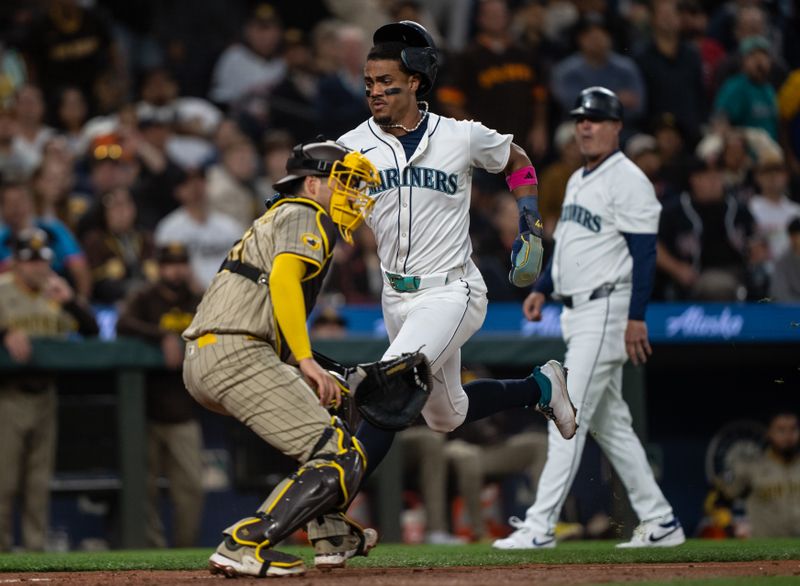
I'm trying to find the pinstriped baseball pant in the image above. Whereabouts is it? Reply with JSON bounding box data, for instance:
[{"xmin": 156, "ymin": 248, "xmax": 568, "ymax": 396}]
[{"xmin": 183, "ymin": 334, "xmax": 353, "ymax": 539}]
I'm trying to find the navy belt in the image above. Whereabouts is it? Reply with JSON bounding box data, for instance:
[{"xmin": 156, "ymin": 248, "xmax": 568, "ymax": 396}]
[{"xmin": 560, "ymin": 283, "xmax": 616, "ymax": 308}]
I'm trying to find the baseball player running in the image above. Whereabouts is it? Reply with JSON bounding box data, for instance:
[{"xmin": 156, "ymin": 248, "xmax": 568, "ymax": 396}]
[
  {"xmin": 493, "ymin": 87, "xmax": 685, "ymax": 550},
  {"xmin": 182, "ymin": 141, "xmax": 382, "ymax": 577},
  {"xmin": 337, "ymin": 21, "xmax": 577, "ymax": 481}
]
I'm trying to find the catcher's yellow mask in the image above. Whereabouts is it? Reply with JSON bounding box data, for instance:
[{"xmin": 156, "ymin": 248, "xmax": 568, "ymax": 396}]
[{"xmin": 327, "ymin": 151, "xmax": 380, "ymax": 244}]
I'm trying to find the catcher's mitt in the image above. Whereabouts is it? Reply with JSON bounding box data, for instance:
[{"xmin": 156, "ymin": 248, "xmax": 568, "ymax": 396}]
[{"xmin": 354, "ymin": 351, "xmax": 432, "ymax": 431}]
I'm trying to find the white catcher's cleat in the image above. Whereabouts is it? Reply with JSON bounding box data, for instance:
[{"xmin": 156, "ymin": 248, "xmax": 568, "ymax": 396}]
[
  {"xmin": 532, "ymin": 360, "xmax": 578, "ymax": 439},
  {"xmin": 616, "ymin": 515, "xmax": 686, "ymax": 548},
  {"xmin": 208, "ymin": 536, "xmax": 306, "ymax": 577},
  {"xmin": 492, "ymin": 517, "xmax": 556, "ymax": 550}
]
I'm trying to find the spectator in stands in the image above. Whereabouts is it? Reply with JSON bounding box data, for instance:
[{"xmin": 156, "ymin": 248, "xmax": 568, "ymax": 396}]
[
  {"xmin": 205, "ymin": 138, "xmax": 259, "ymax": 228},
  {"xmin": 550, "ymin": 13, "xmax": 646, "ymax": 127},
  {"xmin": 652, "ymin": 113, "xmax": 693, "ymax": 201},
  {"xmin": 713, "ymin": 36, "xmax": 779, "ymax": 143},
  {"xmin": 0, "ymin": 104, "xmax": 36, "ymax": 181},
  {"xmin": 153, "ymin": 165, "xmax": 243, "ymax": 289},
  {"xmin": 255, "ymin": 130, "xmax": 294, "ymax": 201},
  {"xmin": 137, "ymin": 67, "xmax": 221, "ymax": 171},
  {"xmin": 80, "ymin": 134, "xmax": 132, "ymax": 202},
  {"xmin": 718, "ymin": 411, "xmax": 800, "ymax": 537},
  {"xmin": 209, "ymin": 3, "xmax": 286, "ymax": 128},
  {"xmin": 749, "ymin": 151, "xmax": 800, "ymax": 264},
  {"xmin": 117, "ymin": 242, "xmax": 204, "ymax": 548},
  {"xmin": 81, "ymin": 187, "xmax": 157, "ymax": 305},
  {"xmin": 11, "ymin": 85, "xmax": 55, "ymax": 176},
  {"xmin": 0, "ymin": 181, "xmax": 91, "ymax": 298},
  {"xmin": 770, "ymin": 217, "xmax": 800, "ymax": 302},
  {"xmin": 31, "ymin": 158, "xmax": 88, "ymax": 233},
  {"xmin": 129, "ymin": 112, "xmax": 185, "ymax": 231},
  {"xmin": 316, "ymin": 24, "xmax": 372, "ymax": 140},
  {"xmin": 635, "ymin": 0, "xmax": 706, "ymax": 145},
  {"xmin": 21, "ymin": 0, "xmax": 119, "ymax": 114},
  {"xmin": 0, "ymin": 227, "xmax": 98, "ymax": 552},
  {"xmin": 678, "ymin": 0, "xmax": 726, "ymax": 100},
  {"xmin": 538, "ymin": 121, "xmax": 582, "ymax": 238},
  {"xmin": 322, "ymin": 227, "xmax": 382, "ymax": 304},
  {"xmin": 656, "ymin": 158, "xmax": 755, "ymax": 300},
  {"xmin": 625, "ymin": 133, "xmax": 666, "ymax": 199},
  {"xmin": 51, "ymin": 86, "xmax": 89, "ymax": 158},
  {"xmin": 436, "ymin": 0, "xmax": 548, "ymax": 159},
  {"xmin": 270, "ymin": 29, "xmax": 320, "ymax": 143}
]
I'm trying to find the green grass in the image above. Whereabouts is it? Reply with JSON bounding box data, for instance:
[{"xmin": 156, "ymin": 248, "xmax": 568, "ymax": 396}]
[{"xmin": 0, "ymin": 539, "xmax": 798, "ymax": 573}]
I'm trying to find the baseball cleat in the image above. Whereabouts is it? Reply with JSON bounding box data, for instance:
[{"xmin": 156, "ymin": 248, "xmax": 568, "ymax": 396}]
[
  {"xmin": 208, "ymin": 536, "xmax": 306, "ymax": 578},
  {"xmin": 492, "ymin": 517, "xmax": 556, "ymax": 550},
  {"xmin": 313, "ymin": 527, "xmax": 378, "ymax": 569},
  {"xmin": 532, "ymin": 360, "xmax": 578, "ymax": 439},
  {"xmin": 615, "ymin": 515, "xmax": 686, "ymax": 548}
]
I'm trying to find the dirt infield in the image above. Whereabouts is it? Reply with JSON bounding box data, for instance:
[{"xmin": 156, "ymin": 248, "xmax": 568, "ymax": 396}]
[{"xmin": 1, "ymin": 561, "xmax": 798, "ymax": 585}]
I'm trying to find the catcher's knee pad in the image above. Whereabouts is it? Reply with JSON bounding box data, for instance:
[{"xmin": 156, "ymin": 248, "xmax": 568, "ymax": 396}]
[{"xmin": 228, "ymin": 417, "xmax": 366, "ymax": 552}]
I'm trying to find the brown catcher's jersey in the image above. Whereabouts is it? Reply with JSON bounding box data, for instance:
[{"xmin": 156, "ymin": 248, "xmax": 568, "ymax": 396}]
[
  {"xmin": 0, "ymin": 273, "xmax": 78, "ymax": 336},
  {"xmin": 183, "ymin": 197, "xmax": 337, "ymax": 359}
]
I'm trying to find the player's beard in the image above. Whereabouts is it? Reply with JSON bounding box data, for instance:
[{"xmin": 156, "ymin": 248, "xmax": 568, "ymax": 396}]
[{"xmin": 373, "ymin": 114, "xmax": 393, "ymax": 126}]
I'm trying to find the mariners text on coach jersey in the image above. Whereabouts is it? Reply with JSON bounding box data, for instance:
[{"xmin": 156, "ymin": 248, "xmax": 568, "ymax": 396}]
[
  {"xmin": 338, "ymin": 114, "xmax": 512, "ymax": 276},
  {"xmin": 552, "ymin": 151, "xmax": 661, "ymax": 296}
]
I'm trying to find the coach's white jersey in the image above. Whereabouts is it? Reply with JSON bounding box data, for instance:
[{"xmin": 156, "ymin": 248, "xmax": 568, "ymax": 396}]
[
  {"xmin": 339, "ymin": 114, "xmax": 511, "ymax": 275},
  {"xmin": 552, "ymin": 151, "xmax": 660, "ymax": 296}
]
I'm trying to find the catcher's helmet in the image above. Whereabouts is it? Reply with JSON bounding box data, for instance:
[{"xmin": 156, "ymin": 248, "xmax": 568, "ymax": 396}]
[
  {"xmin": 272, "ymin": 140, "xmax": 380, "ymax": 244},
  {"xmin": 373, "ymin": 20, "xmax": 438, "ymax": 96},
  {"xmin": 272, "ymin": 140, "xmax": 349, "ymax": 191},
  {"xmin": 569, "ymin": 86, "xmax": 623, "ymax": 121}
]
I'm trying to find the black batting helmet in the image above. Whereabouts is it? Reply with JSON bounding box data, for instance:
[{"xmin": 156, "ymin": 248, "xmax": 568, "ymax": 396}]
[
  {"xmin": 570, "ymin": 86, "xmax": 623, "ymax": 121},
  {"xmin": 373, "ymin": 20, "xmax": 438, "ymax": 96}
]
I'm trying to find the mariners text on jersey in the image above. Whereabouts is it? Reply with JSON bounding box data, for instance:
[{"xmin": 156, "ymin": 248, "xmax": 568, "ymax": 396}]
[
  {"xmin": 370, "ymin": 166, "xmax": 459, "ymax": 196},
  {"xmin": 560, "ymin": 203, "xmax": 602, "ymax": 233}
]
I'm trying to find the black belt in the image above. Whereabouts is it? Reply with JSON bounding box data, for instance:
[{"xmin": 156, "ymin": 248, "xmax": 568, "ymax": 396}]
[
  {"xmin": 560, "ymin": 283, "xmax": 616, "ymax": 309},
  {"xmin": 219, "ymin": 259, "xmax": 268, "ymax": 285}
]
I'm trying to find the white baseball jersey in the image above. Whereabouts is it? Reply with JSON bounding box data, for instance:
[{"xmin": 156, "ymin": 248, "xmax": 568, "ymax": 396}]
[
  {"xmin": 339, "ymin": 114, "xmax": 512, "ymax": 276},
  {"xmin": 338, "ymin": 113, "xmax": 508, "ymax": 432},
  {"xmin": 552, "ymin": 151, "xmax": 661, "ymax": 296}
]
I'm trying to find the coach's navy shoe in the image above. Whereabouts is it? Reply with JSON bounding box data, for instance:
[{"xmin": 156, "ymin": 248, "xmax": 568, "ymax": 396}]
[
  {"xmin": 532, "ymin": 360, "xmax": 578, "ymax": 440},
  {"xmin": 616, "ymin": 515, "xmax": 686, "ymax": 548},
  {"xmin": 492, "ymin": 517, "xmax": 556, "ymax": 550},
  {"xmin": 208, "ymin": 535, "xmax": 306, "ymax": 577},
  {"xmin": 313, "ymin": 526, "xmax": 378, "ymax": 569}
]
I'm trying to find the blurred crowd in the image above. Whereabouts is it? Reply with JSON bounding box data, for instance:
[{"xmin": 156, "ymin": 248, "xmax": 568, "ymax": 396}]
[
  {"xmin": 0, "ymin": 0, "xmax": 798, "ymax": 312},
  {"xmin": 2, "ymin": 0, "xmax": 800, "ymax": 551}
]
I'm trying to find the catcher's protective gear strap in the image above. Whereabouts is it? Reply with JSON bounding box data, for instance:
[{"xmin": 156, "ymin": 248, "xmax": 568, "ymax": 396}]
[
  {"xmin": 507, "ymin": 166, "xmax": 538, "ymax": 191},
  {"xmin": 228, "ymin": 418, "xmax": 366, "ymax": 558},
  {"xmin": 219, "ymin": 258, "xmax": 267, "ymax": 285},
  {"xmin": 270, "ymin": 255, "xmax": 312, "ymax": 361}
]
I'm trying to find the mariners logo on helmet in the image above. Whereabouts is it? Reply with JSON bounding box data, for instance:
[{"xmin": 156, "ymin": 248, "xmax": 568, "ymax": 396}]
[
  {"xmin": 373, "ymin": 20, "xmax": 438, "ymax": 96},
  {"xmin": 570, "ymin": 86, "xmax": 623, "ymax": 121}
]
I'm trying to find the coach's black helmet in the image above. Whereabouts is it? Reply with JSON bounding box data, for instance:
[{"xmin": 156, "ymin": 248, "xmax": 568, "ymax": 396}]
[
  {"xmin": 373, "ymin": 20, "xmax": 438, "ymax": 96},
  {"xmin": 570, "ymin": 86, "xmax": 623, "ymax": 121}
]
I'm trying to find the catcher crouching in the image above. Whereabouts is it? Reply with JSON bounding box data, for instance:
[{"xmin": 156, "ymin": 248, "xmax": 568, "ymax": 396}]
[{"xmin": 182, "ymin": 140, "xmax": 425, "ymax": 577}]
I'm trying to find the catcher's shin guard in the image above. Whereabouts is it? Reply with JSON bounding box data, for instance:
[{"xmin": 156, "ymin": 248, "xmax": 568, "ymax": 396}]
[{"xmin": 227, "ymin": 417, "xmax": 366, "ymax": 554}]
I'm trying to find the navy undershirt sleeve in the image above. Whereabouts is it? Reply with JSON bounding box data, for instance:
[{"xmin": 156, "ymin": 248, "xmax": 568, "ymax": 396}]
[
  {"xmin": 532, "ymin": 256, "xmax": 554, "ymax": 296},
  {"xmin": 622, "ymin": 232, "xmax": 657, "ymax": 320}
]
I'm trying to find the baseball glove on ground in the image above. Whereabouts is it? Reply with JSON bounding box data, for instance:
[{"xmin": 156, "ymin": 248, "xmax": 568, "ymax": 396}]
[{"xmin": 354, "ymin": 352, "xmax": 432, "ymax": 431}]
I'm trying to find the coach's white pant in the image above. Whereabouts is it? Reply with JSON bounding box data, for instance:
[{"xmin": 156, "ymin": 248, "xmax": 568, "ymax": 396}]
[
  {"xmin": 524, "ymin": 292, "xmax": 673, "ymax": 533},
  {"xmin": 381, "ymin": 260, "xmax": 488, "ymax": 433}
]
